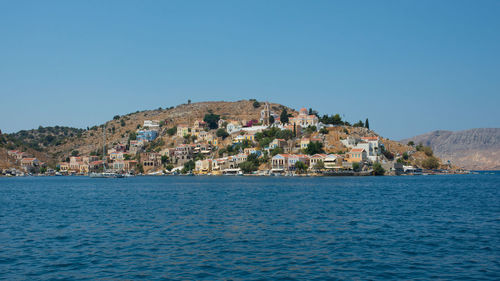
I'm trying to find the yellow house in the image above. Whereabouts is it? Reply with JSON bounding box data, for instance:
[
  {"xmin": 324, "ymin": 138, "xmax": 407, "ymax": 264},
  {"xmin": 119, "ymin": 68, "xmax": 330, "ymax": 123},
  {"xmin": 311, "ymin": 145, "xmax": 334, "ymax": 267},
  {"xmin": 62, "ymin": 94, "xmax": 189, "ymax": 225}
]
[
  {"xmin": 176, "ymin": 125, "xmax": 190, "ymax": 137},
  {"xmin": 59, "ymin": 162, "xmax": 70, "ymax": 171},
  {"xmin": 244, "ymin": 133, "xmax": 255, "ymax": 142},
  {"xmin": 300, "ymin": 138, "xmax": 310, "ymax": 149}
]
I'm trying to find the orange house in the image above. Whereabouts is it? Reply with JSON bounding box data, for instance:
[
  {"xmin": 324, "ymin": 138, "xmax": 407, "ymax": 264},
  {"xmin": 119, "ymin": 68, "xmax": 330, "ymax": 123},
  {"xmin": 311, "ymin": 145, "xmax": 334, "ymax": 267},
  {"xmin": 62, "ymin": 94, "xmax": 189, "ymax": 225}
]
[{"xmin": 348, "ymin": 148, "xmax": 367, "ymax": 163}]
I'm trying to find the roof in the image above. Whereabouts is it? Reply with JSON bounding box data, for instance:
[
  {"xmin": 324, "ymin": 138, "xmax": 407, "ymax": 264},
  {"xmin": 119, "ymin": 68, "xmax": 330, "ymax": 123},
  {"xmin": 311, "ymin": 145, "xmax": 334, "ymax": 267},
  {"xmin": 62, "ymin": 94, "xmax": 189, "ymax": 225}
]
[
  {"xmin": 311, "ymin": 154, "xmax": 327, "ymax": 158},
  {"xmin": 361, "ymin": 136, "xmax": 379, "ymax": 140},
  {"xmin": 350, "ymin": 148, "xmax": 366, "ymax": 152},
  {"xmin": 273, "ymin": 154, "xmax": 291, "ymax": 158}
]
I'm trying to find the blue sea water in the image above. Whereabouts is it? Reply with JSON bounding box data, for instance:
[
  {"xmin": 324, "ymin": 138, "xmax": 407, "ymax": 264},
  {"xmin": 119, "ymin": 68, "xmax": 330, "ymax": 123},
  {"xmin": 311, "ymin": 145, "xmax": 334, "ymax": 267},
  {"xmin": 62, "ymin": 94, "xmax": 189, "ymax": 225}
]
[{"xmin": 0, "ymin": 174, "xmax": 499, "ymax": 280}]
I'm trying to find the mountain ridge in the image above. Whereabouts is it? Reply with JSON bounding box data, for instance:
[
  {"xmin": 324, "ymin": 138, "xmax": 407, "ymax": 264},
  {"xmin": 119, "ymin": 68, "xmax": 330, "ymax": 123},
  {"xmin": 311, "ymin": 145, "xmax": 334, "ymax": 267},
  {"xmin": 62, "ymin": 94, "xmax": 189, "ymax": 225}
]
[{"xmin": 401, "ymin": 128, "xmax": 500, "ymax": 170}]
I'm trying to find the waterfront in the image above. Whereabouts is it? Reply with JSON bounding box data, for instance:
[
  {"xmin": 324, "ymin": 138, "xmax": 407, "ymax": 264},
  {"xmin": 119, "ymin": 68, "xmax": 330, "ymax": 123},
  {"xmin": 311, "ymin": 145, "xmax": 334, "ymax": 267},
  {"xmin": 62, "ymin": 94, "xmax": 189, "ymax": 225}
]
[{"xmin": 1, "ymin": 174, "xmax": 499, "ymax": 280}]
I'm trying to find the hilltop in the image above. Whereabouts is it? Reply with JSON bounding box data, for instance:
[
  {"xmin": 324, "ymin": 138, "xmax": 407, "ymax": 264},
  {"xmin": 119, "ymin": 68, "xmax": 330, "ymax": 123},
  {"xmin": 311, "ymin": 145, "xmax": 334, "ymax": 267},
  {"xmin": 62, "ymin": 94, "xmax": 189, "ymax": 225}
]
[{"xmin": 402, "ymin": 128, "xmax": 500, "ymax": 170}]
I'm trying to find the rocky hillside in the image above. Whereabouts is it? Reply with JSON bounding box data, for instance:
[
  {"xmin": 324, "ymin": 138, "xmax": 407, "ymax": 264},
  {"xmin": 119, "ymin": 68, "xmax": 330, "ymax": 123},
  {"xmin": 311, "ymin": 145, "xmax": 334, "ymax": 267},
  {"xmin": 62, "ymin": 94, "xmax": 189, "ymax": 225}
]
[
  {"xmin": 0, "ymin": 100, "xmax": 293, "ymax": 163},
  {"xmin": 0, "ymin": 99, "xmax": 446, "ymax": 171},
  {"xmin": 401, "ymin": 128, "xmax": 500, "ymax": 170}
]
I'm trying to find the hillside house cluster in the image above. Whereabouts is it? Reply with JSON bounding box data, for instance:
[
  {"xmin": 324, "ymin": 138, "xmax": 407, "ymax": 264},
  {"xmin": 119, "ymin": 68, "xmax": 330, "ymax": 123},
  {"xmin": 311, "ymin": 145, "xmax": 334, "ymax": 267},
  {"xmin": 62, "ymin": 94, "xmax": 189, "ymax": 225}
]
[
  {"xmin": 341, "ymin": 136, "xmax": 383, "ymax": 163},
  {"xmin": 50, "ymin": 104, "xmax": 385, "ymax": 176},
  {"xmin": 7, "ymin": 150, "xmax": 45, "ymax": 173}
]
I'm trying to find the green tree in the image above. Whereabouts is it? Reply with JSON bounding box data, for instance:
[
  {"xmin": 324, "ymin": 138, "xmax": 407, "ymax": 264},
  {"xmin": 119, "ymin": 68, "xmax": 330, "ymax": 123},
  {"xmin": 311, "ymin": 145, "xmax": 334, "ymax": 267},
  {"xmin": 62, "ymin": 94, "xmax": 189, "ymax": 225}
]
[
  {"xmin": 313, "ymin": 160, "xmax": 324, "ymax": 170},
  {"xmin": 365, "ymin": 118, "xmax": 370, "ymax": 129},
  {"xmin": 353, "ymin": 120, "xmax": 364, "ymax": 127},
  {"xmin": 165, "ymin": 164, "xmax": 174, "ymax": 171},
  {"xmin": 161, "ymin": 155, "xmax": 169, "ymax": 164},
  {"xmin": 276, "ymin": 129, "xmax": 294, "ymax": 140},
  {"xmin": 247, "ymin": 153, "xmax": 260, "ymax": 166},
  {"xmin": 304, "ymin": 141, "xmax": 324, "ymax": 155},
  {"xmin": 271, "ymin": 147, "xmax": 284, "ymax": 156},
  {"xmin": 166, "ymin": 127, "xmax": 177, "ymax": 136},
  {"xmin": 280, "ymin": 109, "xmax": 289, "ymax": 124},
  {"xmin": 253, "ymin": 101, "xmax": 260, "ymax": 108},
  {"xmin": 319, "ymin": 128, "xmax": 329, "ymax": 134},
  {"xmin": 120, "ymin": 119, "xmax": 126, "ymax": 127},
  {"xmin": 422, "ymin": 146, "xmax": 433, "ymax": 157},
  {"xmin": 295, "ymin": 161, "xmax": 308, "ymax": 173},
  {"xmin": 407, "ymin": 141, "xmax": 415, "ymax": 146},
  {"xmin": 258, "ymin": 137, "xmax": 273, "ymax": 148},
  {"xmin": 204, "ymin": 112, "xmax": 220, "ymax": 129},
  {"xmin": 422, "ymin": 156, "xmax": 440, "ymax": 169},
  {"xmin": 239, "ymin": 161, "xmax": 258, "ymax": 174},
  {"xmin": 372, "ymin": 162, "xmax": 385, "ymax": 175},
  {"xmin": 216, "ymin": 128, "xmax": 229, "ymax": 139},
  {"xmin": 382, "ymin": 149, "xmax": 394, "ymax": 160},
  {"xmin": 71, "ymin": 150, "xmax": 79, "ymax": 156},
  {"xmin": 113, "ymin": 115, "xmax": 120, "ymax": 120},
  {"xmin": 352, "ymin": 162, "xmax": 360, "ymax": 172},
  {"xmin": 183, "ymin": 160, "xmax": 195, "ymax": 172},
  {"xmin": 129, "ymin": 132, "xmax": 137, "ymax": 140},
  {"xmin": 269, "ymin": 115, "xmax": 275, "ymax": 124},
  {"xmin": 402, "ymin": 152, "xmax": 409, "ymax": 160}
]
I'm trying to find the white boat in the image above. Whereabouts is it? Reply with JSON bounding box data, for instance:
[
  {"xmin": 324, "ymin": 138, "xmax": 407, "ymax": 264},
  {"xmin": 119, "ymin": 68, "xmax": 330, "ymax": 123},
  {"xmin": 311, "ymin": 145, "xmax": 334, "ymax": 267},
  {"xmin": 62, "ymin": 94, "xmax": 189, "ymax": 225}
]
[
  {"xmin": 89, "ymin": 172, "xmax": 122, "ymax": 178},
  {"xmin": 89, "ymin": 125, "xmax": 124, "ymax": 178}
]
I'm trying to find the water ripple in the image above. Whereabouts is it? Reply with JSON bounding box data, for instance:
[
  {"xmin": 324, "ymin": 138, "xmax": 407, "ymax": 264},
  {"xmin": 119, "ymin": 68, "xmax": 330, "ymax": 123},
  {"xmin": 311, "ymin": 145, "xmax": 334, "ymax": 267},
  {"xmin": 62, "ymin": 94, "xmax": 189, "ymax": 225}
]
[{"xmin": 0, "ymin": 174, "xmax": 499, "ymax": 280}]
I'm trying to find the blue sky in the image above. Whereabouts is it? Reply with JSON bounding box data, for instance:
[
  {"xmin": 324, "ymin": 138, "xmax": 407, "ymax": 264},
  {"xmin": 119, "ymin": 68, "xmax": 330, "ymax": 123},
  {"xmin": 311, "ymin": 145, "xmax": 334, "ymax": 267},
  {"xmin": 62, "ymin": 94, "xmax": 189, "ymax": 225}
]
[{"xmin": 0, "ymin": 0, "xmax": 499, "ymax": 139}]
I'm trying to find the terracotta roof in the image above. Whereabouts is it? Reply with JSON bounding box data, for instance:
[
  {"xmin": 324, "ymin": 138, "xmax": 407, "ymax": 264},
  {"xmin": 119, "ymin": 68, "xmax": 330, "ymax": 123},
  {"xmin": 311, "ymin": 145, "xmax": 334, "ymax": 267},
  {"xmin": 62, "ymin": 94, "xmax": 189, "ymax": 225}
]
[
  {"xmin": 350, "ymin": 148, "xmax": 365, "ymax": 152},
  {"xmin": 361, "ymin": 137, "xmax": 379, "ymax": 140},
  {"xmin": 22, "ymin": 158, "xmax": 37, "ymax": 161}
]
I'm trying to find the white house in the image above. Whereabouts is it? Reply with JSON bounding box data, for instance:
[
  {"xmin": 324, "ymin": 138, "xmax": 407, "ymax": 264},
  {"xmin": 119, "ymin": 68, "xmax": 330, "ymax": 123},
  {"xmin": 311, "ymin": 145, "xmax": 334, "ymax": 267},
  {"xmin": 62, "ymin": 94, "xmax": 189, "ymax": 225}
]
[{"xmin": 144, "ymin": 120, "xmax": 160, "ymax": 128}]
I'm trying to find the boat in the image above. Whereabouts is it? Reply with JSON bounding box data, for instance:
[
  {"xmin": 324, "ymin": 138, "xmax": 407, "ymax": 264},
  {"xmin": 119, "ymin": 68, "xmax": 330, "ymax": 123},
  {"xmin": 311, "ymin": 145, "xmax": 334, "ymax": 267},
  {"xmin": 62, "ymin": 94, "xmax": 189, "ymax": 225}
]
[
  {"xmin": 89, "ymin": 172, "xmax": 121, "ymax": 178},
  {"xmin": 89, "ymin": 125, "xmax": 123, "ymax": 178}
]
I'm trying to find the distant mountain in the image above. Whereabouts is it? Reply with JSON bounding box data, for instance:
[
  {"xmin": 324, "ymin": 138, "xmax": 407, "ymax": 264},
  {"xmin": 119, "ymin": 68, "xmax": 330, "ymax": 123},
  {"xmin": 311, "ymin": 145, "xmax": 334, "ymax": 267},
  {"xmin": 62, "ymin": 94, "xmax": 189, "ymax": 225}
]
[{"xmin": 402, "ymin": 128, "xmax": 500, "ymax": 170}]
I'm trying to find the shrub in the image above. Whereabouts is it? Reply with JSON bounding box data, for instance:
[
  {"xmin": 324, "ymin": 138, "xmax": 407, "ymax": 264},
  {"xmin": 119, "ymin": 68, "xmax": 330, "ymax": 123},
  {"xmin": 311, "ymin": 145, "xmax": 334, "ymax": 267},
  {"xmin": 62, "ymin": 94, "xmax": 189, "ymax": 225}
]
[
  {"xmin": 295, "ymin": 161, "xmax": 308, "ymax": 173},
  {"xmin": 204, "ymin": 112, "xmax": 220, "ymax": 129},
  {"xmin": 372, "ymin": 163, "xmax": 385, "ymax": 175},
  {"xmin": 216, "ymin": 129, "xmax": 229, "ymax": 139},
  {"xmin": 239, "ymin": 161, "xmax": 258, "ymax": 174},
  {"xmin": 253, "ymin": 101, "xmax": 260, "ymax": 108},
  {"xmin": 382, "ymin": 149, "xmax": 394, "ymax": 160},
  {"xmin": 166, "ymin": 127, "xmax": 177, "ymax": 136},
  {"xmin": 352, "ymin": 162, "xmax": 360, "ymax": 172},
  {"xmin": 422, "ymin": 156, "xmax": 440, "ymax": 169},
  {"xmin": 271, "ymin": 147, "xmax": 284, "ymax": 156},
  {"xmin": 304, "ymin": 141, "xmax": 324, "ymax": 155},
  {"xmin": 422, "ymin": 146, "xmax": 433, "ymax": 157},
  {"xmin": 313, "ymin": 160, "xmax": 324, "ymax": 169}
]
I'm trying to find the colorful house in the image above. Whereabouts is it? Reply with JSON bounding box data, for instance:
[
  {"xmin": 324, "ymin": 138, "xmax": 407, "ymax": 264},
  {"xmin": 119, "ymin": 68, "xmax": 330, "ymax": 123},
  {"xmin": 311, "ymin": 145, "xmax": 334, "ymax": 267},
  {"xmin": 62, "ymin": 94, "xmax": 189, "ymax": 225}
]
[
  {"xmin": 348, "ymin": 148, "xmax": 367, "ymax": 163},
  {"xmin": 289, "ymin": 108, "xmax": 319, "ymax": 127},
  {"xmin": 176, "ymin": 125, "xmax": 190, "ymax": 137}
]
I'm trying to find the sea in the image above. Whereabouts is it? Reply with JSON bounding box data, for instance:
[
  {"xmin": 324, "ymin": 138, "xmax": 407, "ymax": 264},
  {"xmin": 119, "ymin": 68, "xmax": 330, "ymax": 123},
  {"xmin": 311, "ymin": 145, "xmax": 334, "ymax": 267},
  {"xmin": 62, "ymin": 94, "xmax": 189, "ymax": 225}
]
[{"xmin": 1, "ymin": 173, "xmax": 499, "ymax": 280}]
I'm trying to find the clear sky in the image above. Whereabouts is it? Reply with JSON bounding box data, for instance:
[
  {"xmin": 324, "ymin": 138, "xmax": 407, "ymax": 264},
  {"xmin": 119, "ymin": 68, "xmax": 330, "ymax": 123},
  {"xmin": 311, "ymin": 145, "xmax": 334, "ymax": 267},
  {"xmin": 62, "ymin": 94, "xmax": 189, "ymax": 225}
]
[{"xmin": 1, "ymin": 0, "xmax": 499, "ymax": 139}]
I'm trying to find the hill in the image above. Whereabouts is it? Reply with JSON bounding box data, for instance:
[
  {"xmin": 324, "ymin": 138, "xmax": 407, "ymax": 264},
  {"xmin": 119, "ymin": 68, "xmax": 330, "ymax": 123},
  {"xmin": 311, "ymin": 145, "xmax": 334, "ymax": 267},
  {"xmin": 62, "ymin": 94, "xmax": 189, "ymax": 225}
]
[
  {"xmin": 401, "ymin": 128, "xmax": 500, "ymax": 170},
  {"xmin": 0, "ymin": 100, "xmax": 293, "ymax": 163},
  {"xmin": 1, "ymin": 99, "xmax": 442, "ymax": 173}
]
